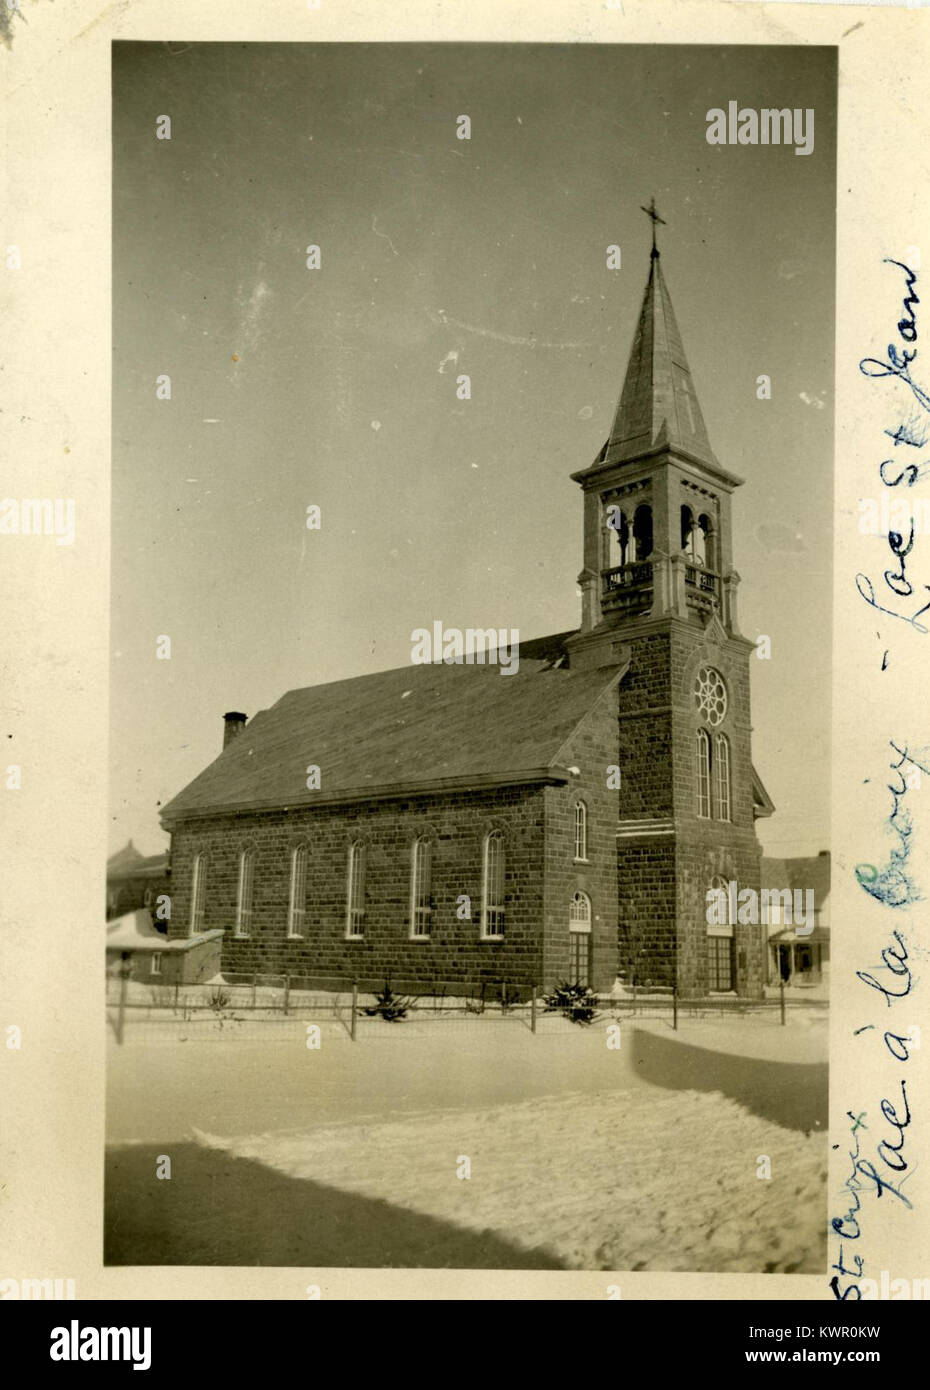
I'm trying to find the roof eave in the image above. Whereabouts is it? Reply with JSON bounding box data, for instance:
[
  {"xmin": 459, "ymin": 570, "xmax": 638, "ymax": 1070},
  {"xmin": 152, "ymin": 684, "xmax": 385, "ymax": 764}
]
[
  {"xmin": 571, "ymin": 444, "xmax": 745, "ymax": 490},
  {"xmin": 160, "ymin": 765, "xmax": 573, "ymax": 828}
]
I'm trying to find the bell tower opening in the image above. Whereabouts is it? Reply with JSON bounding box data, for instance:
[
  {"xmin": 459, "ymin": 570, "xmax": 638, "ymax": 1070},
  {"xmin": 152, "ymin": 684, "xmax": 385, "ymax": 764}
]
[{"xmin": 569, "ymin": 214, "xmax": 746, "ymax": 656}]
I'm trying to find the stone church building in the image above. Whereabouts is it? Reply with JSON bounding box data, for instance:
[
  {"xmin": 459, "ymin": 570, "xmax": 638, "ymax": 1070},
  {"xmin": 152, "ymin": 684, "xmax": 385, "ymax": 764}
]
[{"xmin": 160, "ymin": 239, "xmax": 775, "ymax": 997}]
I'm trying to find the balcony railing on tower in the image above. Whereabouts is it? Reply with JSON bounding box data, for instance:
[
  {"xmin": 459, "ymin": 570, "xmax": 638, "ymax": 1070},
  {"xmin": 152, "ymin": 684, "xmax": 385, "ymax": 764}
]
[
  {"xmin": 602, "ymin": 561, "xmax": 653, "ymax": 616},
  {"xmin": 685, "ymin": 564, "xmax": 718, "ymax": 613}
]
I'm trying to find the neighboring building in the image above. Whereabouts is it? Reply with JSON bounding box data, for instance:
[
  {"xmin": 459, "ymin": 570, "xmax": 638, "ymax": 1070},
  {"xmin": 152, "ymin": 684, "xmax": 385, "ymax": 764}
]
[
  {"xmin": 106, "ymin": 908, "xmax": 223, "ymax": 986},
  {"xmin": 763, "ymin": 851, "xmax": 831, "ymax": 988},
  {"xmin": 106, "ymin": 840, "xmax": 170, "ymax": 920},
  {"xmin": 159, "ymin": 237, "xmax": 775, "ymax": 997}
]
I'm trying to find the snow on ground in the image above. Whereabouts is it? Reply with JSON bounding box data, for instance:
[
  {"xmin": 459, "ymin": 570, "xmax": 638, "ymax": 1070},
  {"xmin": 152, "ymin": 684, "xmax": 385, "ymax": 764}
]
[
  {"xmin": 195, "ymin": 1084, "xmax": 826, "ymax": 1272},
  {"xmin": 105, "ymin": 1013, "xmax": 827, "ymax": 1271}
]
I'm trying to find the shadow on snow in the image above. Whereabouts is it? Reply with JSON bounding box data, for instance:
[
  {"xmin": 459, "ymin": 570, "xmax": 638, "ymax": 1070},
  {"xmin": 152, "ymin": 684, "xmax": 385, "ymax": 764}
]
[{"xmin": 104, "ymin": 1142, "xmax": 566, "ymax": 1269}]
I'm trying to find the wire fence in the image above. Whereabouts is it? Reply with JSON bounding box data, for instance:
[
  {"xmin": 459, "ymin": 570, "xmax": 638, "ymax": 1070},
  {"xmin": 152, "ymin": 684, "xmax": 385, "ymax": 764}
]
[
  {"xmin": 106, "ymin": 972, "xmax": 545, "ymax": 1044},
  {"xmin": 106, "ymin": 970, "xmax": 822, "ymax": 1044}
]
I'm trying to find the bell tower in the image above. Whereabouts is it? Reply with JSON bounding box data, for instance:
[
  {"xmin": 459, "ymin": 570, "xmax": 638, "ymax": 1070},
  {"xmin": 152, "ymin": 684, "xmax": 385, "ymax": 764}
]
[{"xmin": 567, "ymin": 207, "xmax": 769, "ymax": 998}]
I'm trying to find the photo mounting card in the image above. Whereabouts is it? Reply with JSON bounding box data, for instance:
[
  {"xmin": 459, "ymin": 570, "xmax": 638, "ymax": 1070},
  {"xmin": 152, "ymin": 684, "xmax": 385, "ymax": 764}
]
[{"xmin": 0, "ymin": 0, "xmax": 927, "ymax": 1319}]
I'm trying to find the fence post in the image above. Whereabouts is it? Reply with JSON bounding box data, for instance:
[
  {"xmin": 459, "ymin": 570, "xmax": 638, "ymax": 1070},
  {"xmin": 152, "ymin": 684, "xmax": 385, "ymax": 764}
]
[
  {"xmin": 251, "ymin": 973, "xmax": 257, "ymax": 1010},
  {"xmin": 174, "ymin": 981, "xmax": 179, "ymax": 1011},
  {"xmin": 350, "ymin": 980, "xmax": 358, "ymax": 1041},
  {"xmin": 672, "ymin": 979, "xmax": 678, "ymax": 1032},
  {"xmin": 779, "ymin": 979, "xmax": 786, "ymax": 1026},
  {"xmin": 117, "ymin": 953, "xmax": 130, "ymax": 1044},
  {"xmin": 283, "ymin": 975, "xmax": 290, "ymax": 1016},
  {"xmin": 531, "ymin": 984, "xmax": 537, "ymax": 1034}
]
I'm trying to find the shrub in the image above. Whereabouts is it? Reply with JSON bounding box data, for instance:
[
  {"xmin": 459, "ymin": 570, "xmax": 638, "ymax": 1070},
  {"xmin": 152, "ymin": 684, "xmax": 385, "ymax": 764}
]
[
  {"xmin": 363, "ymin": 982, "xmax": 414, "ymax": 1023},
  {"xmin": 543, "ymin": 981, "xmax": 599, "ymax": 1026},
  {"xmin": 206, "ymin": 985, "xmax": 230, "ymax": 1013}
]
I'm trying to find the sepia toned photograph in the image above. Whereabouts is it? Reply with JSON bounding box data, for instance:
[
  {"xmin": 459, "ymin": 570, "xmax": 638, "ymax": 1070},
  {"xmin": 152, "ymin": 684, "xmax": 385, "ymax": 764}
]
[{"xmin": 101, "ymin": 39, "xmax": 838, "ymax": 1275}]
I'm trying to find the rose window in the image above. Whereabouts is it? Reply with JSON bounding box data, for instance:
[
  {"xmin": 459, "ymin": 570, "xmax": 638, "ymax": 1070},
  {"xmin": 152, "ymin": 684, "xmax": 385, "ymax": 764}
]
[{"xmin": 693, "ymin": 666, "xmax": 727, "ymax": 726}]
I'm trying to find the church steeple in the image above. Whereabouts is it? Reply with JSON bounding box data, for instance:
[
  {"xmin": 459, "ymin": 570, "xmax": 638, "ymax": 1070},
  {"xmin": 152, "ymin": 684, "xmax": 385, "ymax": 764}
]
[
  {"xmin": 568, "ymin": 224, "xmax": 746, "ymax": 661},
  {"xmin": 604, "ymin": 245, "xmax": 716, "ymax": 470}
]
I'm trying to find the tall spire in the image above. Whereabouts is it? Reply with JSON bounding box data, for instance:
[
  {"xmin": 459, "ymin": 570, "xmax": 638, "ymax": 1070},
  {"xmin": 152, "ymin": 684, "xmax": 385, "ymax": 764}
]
[{"xmin": 602, "ymin": 238, "xmax": 717, "ymax": 470}]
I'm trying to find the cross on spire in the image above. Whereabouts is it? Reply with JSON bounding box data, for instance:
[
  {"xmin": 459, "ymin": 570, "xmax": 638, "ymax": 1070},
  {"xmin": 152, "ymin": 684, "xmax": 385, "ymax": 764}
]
[{"xmin": 640, "ymin": 197, "xmax": 666, "ymax": 257}]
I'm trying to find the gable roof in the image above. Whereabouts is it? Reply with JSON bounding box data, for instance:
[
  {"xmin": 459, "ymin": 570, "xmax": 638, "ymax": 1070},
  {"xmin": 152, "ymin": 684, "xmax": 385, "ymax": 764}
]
[
  {"xmin": 752, "ymin": 766, "xmax": 776, "ymax": 819},
  {"xmin": 761, "ymin": 852, "xmax": 831, "ymax": 908},
  {"xmin": 106, "ymin": 840, "xmax": 144, "ymax": 874},
  {"xmin": 160, "ymin": 636, "xmax": 626, "ymax": 825},
  {"xmin": 107, "ymin": 851, "xmax": 169, "ymax": 884}
]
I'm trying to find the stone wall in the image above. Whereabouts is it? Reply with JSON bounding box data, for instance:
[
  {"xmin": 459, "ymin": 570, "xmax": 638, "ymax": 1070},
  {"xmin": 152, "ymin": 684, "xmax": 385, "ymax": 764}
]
[{"xmin": 166, "ymin": 786, "xmax": 549, "ymax": 990}]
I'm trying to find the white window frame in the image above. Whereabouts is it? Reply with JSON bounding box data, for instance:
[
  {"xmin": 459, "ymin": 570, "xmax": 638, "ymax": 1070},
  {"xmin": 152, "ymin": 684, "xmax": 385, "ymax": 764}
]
[
  {"xmin": 409, "ymin": 836, "xmax": 433, "ymax": 940},
  {"xmin": 568, "ymin": 892, "xmax": 592, "ymax": 987},
  {"xmin": 189, "ymin": 852, "xmax": 206, "ymax": 936},
  {"xmin": 706, "ymin": 875, "xmax": 735, "ymax": 991},
  {"xmin": 706, "ymin": 875, "xmax": 732, "ymax": 937},
  {"xmin": 235, "ymin": 845, "xmax": 255, "ymax": 937},
  {"xmin": 287, "ymin": 843, "xmax": 307, "ymax": 938},
  {"xmin": 481, "ymin": 830, "xmax": 506, "ymax": 940},
  {"xmin": 708, "ymin": 932, "xmax": 736, "ymax": 992},
  {"xmin": 573, "ymin": 800, "xmax": 589, "ymax": 862},
  {"xmin": 696, "ymin": 728, "xmax": 712, "ymax": 819},
  {"xmin": 569, "ymin": 890, "xmax": 592, "ymax": 932},
  {"xmin": 150, "ymin": 952, "xmax": 163, "ymax": 977},
  {"xmin": 345, "ymin": 841, "xmax": 366, "ymax": 940},
  {"xmin": 715, "ymin": 733, "xmax": 731, "ymax": 822}
]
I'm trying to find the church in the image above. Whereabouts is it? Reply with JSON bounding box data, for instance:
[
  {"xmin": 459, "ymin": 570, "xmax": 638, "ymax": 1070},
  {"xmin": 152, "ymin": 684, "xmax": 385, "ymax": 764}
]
[{"xmin": 159, "ymin": 223, "xmax": 775, "ymax": 998}]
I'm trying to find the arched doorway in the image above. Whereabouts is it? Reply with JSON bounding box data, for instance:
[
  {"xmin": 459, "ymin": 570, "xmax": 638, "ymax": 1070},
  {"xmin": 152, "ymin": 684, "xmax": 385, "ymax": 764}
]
[
  {"xmin": 706, "ymin": 874, "xmax": 735, "ymax": 992},
  {"xmin": 569, "ymin": 891, "xmax": 592, "ymax": 987}
]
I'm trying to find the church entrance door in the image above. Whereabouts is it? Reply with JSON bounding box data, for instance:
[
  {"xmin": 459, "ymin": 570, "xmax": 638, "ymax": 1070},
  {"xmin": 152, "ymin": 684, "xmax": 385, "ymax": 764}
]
[{"xmin": 569, "ymin": 892, "xmax": 592, "ymax": 988}]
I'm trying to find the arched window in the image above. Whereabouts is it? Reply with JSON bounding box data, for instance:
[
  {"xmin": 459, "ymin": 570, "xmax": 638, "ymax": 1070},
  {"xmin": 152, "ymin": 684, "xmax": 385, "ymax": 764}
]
[
  {"xmin": 681, "ymin": 505, "xmax": 708, "ymax": 566},
  {"xmin": 287, "ymin": 844, "xmax": 307, "ymax": 937},
  {"xmin": 633, "ymin": 504, "xmax": 653, "ymax": 561},
  {"xmin": 573, "ymin": 800, "xmax": 588, "ymax": 861},
  {"xmin": 346, "ymin": 842, "xmax": 366, "ymax": 939},
  {"xmin": 410, "ymin": 836, "xmax": 433, "ymax": 939},
  {"xmin": 715, "ymin": 734, "xmax": 731, "ymax": 821},
  {"xmin": 481, "ymin": 830, "xmax": 506, "ymax": 938},
  {"xmin": 189, "ymin": 852, "xmax": 207, "ymax": 935},
  {"xmin": 569, "ymin": 891, "xmax": 592, "ymax": 987},
  {"xmin": 706, "ymin": 875, "xmax": 735, "ymax": 991},
  {"xmin": 607, "ymin": 506, "xmax": 630, "ymax": 567},
  {"xmin": 706, "ymin": 874, "xmax": 728, "ymax": 924},
  {"xmin": 680, "ymin": 504, "xmax": 694, "ymax": 552},
  {"xmin": 695, "ymin": 728, "xmax": 711, "ymax": 819},
  {"xmin": 698, "ymin": 513, "xmax": 715, "ymax": 570},
  {"xmin": 569, "ymin": 891, "xmax": 591, "ymax": 928},
  {"xmin": 235, "ymin": 846, "xmax": 255, "ymax": 937}
]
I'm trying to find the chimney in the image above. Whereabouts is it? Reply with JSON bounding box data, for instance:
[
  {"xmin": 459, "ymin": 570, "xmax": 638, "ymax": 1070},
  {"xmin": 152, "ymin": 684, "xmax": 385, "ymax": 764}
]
[{"xmin": 223, "ymin": 711, "xmax": 248, "ymax": 749}]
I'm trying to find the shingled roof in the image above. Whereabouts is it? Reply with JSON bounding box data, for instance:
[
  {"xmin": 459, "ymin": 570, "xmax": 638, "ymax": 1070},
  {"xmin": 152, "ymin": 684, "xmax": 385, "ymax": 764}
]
[
  {"xmin": 160, "ymin": 635, "xmax": 627, "ymax": 825},
  {"xmin": 603, "ymin": 251, "xmax": 718, "ymax": 471},
  {"xmin": 761, "ymin": 852, "xmax": 831, "ymax": 911}
]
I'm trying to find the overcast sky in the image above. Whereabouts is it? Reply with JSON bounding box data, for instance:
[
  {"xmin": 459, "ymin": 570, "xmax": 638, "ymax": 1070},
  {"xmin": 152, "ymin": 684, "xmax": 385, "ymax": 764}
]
[{"xmin": 111, "ymin": 41, "xmax": 836, "ymax": 860}]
